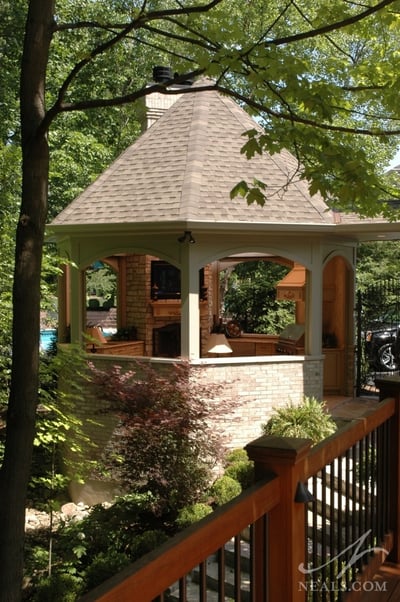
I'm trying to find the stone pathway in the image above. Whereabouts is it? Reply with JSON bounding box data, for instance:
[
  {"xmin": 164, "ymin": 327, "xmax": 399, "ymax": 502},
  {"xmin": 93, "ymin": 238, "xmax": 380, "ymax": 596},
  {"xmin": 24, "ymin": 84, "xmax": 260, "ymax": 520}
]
[{"xmin": 326, "ymin": 395, "xmax": 379, "ymax": 420}]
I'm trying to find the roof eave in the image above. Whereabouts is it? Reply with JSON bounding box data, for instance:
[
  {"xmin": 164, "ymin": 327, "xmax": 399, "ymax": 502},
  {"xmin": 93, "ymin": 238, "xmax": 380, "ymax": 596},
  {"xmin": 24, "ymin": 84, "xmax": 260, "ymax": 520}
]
[
  {"xmin": 46, "ymin": 220, "xmax": 335, "ymax": 240},
  {"xmin": 46, "ymin": 218, "xmax": 400, "ymax": 244}
]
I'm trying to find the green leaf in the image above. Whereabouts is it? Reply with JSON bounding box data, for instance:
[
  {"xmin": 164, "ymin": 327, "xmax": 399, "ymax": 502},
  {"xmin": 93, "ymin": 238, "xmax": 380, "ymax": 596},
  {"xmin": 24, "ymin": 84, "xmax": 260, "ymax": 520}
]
[{"xmin": 230, "ymin": 180, "xmax": 249, "ymax": 199}]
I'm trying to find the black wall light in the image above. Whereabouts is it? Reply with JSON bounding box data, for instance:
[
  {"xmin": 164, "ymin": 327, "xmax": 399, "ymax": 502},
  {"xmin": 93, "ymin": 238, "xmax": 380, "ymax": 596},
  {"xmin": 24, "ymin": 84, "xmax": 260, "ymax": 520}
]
[{"xmin": 294, "ymin": 481, "xmax": 314, "ymax": 503}]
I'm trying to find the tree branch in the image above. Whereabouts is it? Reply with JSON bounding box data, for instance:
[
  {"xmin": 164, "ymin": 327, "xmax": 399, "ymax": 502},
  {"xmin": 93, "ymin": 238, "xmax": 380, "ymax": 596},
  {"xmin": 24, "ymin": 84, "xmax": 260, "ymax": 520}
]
[
  {"xmin": 268, "ymin": 0, "xmax": 397, "ymax": 47},
  {"xmin": 54, "ymin": 0, "xmax": 224, "ymax": 32},
  {"xmin": 44, "ymin": 1, "xmax": 224, "ymax": 133},
  {"xmin": 42, "ymin": 0, "xmax": 400, "ymax": 140},
  {"xmin": 40, "ymin": 73, "xmax": 209, "ymax": 133},
  {"xmin": 140, "ymin": 21, "xmax": 220, "ymax": 52},
  {"xmin": 148, "ymin": 14, "xmax": 222, "ymax": 49},
  {"xmin": 291, "ymin": 0, "xmax": 355, "ymax": 62},
  {"xmin": 218, "ymin": 85, "xmax": 400, "ymax": 137}
]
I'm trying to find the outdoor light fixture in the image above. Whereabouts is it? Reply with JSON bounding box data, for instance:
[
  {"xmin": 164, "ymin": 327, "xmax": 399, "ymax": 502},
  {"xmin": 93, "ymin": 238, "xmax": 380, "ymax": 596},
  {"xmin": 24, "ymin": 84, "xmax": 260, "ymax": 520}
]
[
  {"xmin": 294, "ymin": 481, "xmax": 314, "ymax": 503},
  {"xmin": 205, "ymin": 333, "xmax": 233, "ymax": 354},
  {"xmin": 178, "ymin": 230, "xmax": 195, "ymax": 244},
  {"xmin": 205, "ymin": 318, "xmax": 233, "ymax": 355},
  {"xmin": 85, "ymin": 326, "xmax": 106, "ymax": 354}
]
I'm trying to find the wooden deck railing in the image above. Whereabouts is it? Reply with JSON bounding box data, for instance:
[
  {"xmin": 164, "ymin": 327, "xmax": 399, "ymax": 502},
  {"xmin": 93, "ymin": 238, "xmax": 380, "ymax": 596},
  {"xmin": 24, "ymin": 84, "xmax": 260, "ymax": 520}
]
[
  {"xmin": 79, "ymin": 476, "xmax": 281, "ymax": 601},
  {"xmin": 79, "ymin": 377, "xmax": 400, "ymax": 602},
  {"xmin": 303, "ymin": 395, "xmax": 398, "ymax": 601}
]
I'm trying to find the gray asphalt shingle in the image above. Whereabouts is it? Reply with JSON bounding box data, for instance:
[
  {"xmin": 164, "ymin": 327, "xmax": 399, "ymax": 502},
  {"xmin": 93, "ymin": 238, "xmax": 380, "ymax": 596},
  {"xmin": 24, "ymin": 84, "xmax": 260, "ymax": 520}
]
[{"xmin": 50, "ymin": 81, "xmax": 334, "ymax": 227}]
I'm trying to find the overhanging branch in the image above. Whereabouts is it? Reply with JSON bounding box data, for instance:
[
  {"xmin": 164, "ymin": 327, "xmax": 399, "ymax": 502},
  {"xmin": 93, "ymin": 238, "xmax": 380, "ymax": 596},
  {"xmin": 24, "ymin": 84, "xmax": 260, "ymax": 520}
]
[
  {"xmin": 268, "ymin": 0, "xmax": 397, "ymax": 47},
  {"xmin": 54, "ymin": 0, "xmax": 224, "ymax": 33}
]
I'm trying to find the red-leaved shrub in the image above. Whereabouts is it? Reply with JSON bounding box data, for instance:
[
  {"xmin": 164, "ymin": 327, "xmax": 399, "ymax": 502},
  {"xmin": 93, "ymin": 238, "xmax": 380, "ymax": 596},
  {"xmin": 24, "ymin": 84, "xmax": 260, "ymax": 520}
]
[{"xmin": 89, "ymin": 361, "xmax": 228, "ymax": 512}]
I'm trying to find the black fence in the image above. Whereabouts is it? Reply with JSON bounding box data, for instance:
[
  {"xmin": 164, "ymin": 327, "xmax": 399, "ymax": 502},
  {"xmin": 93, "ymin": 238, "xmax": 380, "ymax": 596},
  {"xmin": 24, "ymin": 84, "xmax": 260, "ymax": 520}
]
[
  {"xmin": 356, "ymin": 279, "xmax": 400, "ymax": 395},
  {"xmin": 306, "ymin": 418, "xmax": 393, "ymax": 601}
]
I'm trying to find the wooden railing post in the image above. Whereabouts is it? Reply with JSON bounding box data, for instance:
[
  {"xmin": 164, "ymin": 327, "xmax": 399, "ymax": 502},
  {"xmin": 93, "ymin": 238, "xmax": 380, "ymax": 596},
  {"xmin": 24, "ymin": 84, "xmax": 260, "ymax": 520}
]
[
  {"xmin": 246, "ymin": 435, "xmax": 313, "ymax": 602},
  {"xmin": 376, "ymin": 376, "xmax": 400, "ymax": 562}
]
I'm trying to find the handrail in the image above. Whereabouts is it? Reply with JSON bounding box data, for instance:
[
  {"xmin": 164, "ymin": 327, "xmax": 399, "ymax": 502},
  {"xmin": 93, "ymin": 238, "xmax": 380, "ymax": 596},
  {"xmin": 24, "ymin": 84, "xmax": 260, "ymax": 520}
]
[
  {"xmin": 302, "ymin": 396, "xmax": 398, "ymax": 600},
  {"xmin": 304, "ymin": 397, "xmax": 395, "ymax": 480},
  {"xmin": 79, "ymin": 393, "xmax": 400, "ymax": 602},
  {"xmin": 245, "ymin": 395, "xmax": 399, "ymax": 601},
  {"xmin": 79, "ymin": 475, "xmax": 280, "ymax": 602}
]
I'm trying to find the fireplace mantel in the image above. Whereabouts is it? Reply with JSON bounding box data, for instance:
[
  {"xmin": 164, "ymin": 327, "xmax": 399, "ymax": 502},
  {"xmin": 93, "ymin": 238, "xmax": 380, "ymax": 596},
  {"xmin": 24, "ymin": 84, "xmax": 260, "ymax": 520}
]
[{"xmin": 150, "ymin": 300, "xmax": 207, "ymax": 318}]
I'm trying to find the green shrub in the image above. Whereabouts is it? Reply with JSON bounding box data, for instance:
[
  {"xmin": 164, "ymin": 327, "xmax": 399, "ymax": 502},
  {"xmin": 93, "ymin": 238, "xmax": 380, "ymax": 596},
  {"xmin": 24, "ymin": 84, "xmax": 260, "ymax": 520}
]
[
  {"xmin": 210, "ymin": 476, "xmax": 242, "ymax": 506},
  {"xmin": 223, "ymin": 448, "xmax": 254, "ymax": 489},
  {"xmin": 176, "ymin": 503, "xmax": 213, "ymax": 529},
  {"xmin": 225, "ymin": 448, "xmax": 249, "ymax": 464},
  {"xmin": 262, "ymin": 396, "xmax": 337, "ymax": 445},
  {"xmin": 84, "ymin": 551, "xmax": 131, "ymax": 590},
  {"xmin": 33, "ymin": 573, "xmax": 83, "ymax": 602},
  {"xmin": 56, "ymin": 492, "xmax": 160, "ymax": 565},
  {"xmin": 224, "ymin": 461, "xmax": 254, "ymax": 489},
  {"xmin": 27, "ymin": 495, "xmax": 173, "ymax": 596},
  {"xmin": 128, "ymin": 529, "xmax": 169, "ymax": 561}
]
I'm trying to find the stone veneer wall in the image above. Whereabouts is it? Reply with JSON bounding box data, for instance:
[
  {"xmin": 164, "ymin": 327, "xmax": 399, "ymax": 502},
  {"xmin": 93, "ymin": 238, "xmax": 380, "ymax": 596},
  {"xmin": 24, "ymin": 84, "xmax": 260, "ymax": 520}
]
[
  {"xmin": 78, "ymin": 355, "xmax": 323, "ymax": 452},
  {"xmin": 190, "ymin": 356, "xmax": 323, "ymax": 448},
  {"xmin": 62, "ymin": 352, "xmax": 324, "ymax": 503}
]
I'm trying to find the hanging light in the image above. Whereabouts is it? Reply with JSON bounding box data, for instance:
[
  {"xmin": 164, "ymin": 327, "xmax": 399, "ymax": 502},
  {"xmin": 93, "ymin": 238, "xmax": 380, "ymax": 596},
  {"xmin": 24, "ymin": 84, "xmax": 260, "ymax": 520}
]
[
  {"xmin": 205, "ymin": 333, "xmax": 233, "ymax": 354},
  {"xmin": 178, "ymin": 230, "xmax": 195, "ymax": 244}
]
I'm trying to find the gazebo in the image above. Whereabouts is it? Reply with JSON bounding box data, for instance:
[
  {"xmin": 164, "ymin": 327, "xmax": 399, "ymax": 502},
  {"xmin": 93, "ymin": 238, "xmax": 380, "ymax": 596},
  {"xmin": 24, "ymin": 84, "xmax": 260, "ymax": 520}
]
[{"xmin": 48, "ymin": 75, "xmax": 400, "ymax": 446}]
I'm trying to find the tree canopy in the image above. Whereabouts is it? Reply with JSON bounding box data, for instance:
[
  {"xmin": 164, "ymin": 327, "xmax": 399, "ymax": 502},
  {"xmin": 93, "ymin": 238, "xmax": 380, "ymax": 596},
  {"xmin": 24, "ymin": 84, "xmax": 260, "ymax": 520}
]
[
  {"xmin": 2, "ymin": 1, "xmax": 400, "ymax": 216},
  {"xmin": 44, "ymin": 0, "xmax": 400, "ymax": 215},
  {"xmin": 2, "ymin": 1, "xmax": 400, "ymax": 599}
]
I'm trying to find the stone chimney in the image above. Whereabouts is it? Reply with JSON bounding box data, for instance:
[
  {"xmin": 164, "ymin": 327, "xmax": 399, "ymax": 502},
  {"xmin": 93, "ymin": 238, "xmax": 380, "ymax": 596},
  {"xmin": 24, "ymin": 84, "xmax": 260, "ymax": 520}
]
[{"xmin": 142, "ymin": 66, "xmax": 193, "ymax": 130}]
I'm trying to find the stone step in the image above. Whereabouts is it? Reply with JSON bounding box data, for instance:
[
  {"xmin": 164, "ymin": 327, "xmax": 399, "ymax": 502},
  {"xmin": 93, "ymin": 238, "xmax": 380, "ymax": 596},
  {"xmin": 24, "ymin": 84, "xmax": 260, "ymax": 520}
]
[
  {"xmin": 190, "ymin": 551, "xmax": 250, "ymax": 601},
  {"xmin": 166, "ymin": 539, "xmax": 251, "ymax": 601},
  {"xmin": 224, "ymin": 537, "xmax": 251, "ymax": 573}
]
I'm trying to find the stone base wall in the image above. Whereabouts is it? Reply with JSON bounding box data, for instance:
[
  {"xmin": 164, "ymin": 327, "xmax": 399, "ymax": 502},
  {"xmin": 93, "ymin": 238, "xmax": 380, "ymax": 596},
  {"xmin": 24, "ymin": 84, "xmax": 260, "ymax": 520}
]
[
  {"xmin": 62, "ymin": 352, "xmax": 325, "ymax": 502},
  {"xmin": 190, "ymin": 356, "xmax": 323, "ymax": 448},
  {"xmin": 80, "ymin": 355, "xmax": 324, "ymax": 451}
]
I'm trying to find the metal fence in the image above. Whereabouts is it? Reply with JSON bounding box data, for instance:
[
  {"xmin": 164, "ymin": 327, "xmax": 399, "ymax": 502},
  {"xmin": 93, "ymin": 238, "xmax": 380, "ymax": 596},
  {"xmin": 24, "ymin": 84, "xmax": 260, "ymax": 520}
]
[{"xmin": 356, "ymin": 279, "xmax": 400, "ymax": 395}]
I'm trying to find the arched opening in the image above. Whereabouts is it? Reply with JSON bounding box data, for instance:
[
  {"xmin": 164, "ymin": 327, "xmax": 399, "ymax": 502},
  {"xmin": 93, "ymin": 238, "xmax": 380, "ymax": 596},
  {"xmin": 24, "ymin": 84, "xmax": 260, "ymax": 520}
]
[
  {"xmin": 322, "ymin": 255, "xmax": 354, "ymax": 394},
  {"xmin": 219, "ymin": 258, "xmax": 295, "ymax": 334},
  {"xmin": 78, "ymin": 251, "xmax": 312, "ymax": 359},
  {"xmin": 85, "ymin": 260, "xmax": 117, "ymax": 335},
  {"xmin": 199, "ymin": 253, "xmax": 308, "ymax": 358}
]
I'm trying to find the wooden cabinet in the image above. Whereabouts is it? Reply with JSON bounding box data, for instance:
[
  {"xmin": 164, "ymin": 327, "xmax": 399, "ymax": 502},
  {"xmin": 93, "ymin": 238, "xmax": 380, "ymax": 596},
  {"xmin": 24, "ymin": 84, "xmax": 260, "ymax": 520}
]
[
  {"xmin": 229, "ymin": 335, "xmax": 279, "ymax": 356},
  {"xmin": 323, "ymin": 348, "xmax": 344, "ymax": 394},
  {"xmin": 89, "ymin": 340, "xmax": 144, "ymax": 356}
]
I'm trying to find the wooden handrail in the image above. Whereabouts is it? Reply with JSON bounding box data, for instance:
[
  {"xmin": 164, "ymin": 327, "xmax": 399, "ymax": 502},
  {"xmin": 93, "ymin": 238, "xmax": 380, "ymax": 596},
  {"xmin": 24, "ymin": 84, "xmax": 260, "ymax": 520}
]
[
  {"xmin": 79, "ymin": 393, "xmax": 400, "ymax": 602},
  {"xmin": 304, "ymin": 397, "xmax": 395, "ymax": 480},
  {"xmin": 79, "ymin": 476, "xmax": 280, "ymax": 602}
]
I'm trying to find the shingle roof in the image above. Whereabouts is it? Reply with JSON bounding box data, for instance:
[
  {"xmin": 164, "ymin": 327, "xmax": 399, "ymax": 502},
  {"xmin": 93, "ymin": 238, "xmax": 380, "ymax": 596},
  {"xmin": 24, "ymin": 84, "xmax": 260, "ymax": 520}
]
[{"xmin": 50, "ymin": 80, "xmax": 335, "ymax": 228}]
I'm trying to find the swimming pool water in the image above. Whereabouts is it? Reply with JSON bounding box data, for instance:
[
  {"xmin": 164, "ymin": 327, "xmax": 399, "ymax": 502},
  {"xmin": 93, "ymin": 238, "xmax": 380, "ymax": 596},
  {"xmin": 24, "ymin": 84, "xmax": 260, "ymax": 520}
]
[{"xmin": 40, "ymin": 329, "xmax": 57, "ymax": 351}]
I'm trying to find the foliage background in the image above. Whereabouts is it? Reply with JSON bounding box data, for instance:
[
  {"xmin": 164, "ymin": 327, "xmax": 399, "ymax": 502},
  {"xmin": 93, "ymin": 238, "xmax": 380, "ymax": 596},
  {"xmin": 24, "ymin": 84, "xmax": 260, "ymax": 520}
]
[{"xmin": 2, "ymin": 1, "xmax": 400, "ymax": 596}]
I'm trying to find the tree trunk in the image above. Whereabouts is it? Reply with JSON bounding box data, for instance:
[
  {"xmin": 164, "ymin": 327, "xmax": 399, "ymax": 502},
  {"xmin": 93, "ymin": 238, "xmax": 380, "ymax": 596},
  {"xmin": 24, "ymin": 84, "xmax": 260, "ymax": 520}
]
[{"xmin": 0, "ymin": 2, "xmax": 54, "ymax": 599}]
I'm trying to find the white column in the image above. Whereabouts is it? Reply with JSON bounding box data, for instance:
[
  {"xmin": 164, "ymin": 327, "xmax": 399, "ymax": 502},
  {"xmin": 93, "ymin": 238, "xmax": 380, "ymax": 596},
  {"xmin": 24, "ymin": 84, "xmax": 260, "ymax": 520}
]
[
  {"xmin": 180, "ymin": 243, "xmax": 200, "ymax": 359},
  {"xmin": 306, "ymin": 247, "xmax": 323, "ymax": 356},
  {"xmin": 69, "ymin": 265, "xmax": 85, "ymax": 344},
  {"xmin": 57, "ymin": 264, "xmax": 68, "ymax": 343}
]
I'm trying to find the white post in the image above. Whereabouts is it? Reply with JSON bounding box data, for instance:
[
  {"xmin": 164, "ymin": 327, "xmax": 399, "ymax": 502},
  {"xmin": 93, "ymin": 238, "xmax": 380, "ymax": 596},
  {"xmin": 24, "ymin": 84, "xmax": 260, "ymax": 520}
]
[
  {"xmin": 69, "ymin": 265, "xmax": 85, "ymax": 345},
  {"xmin": 306, "ymin": 247, "xmax": 323, "ymax": 356},
  {"xmin": 180, "ymin": 242, "xmax": 200, "ymax": 359}
]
